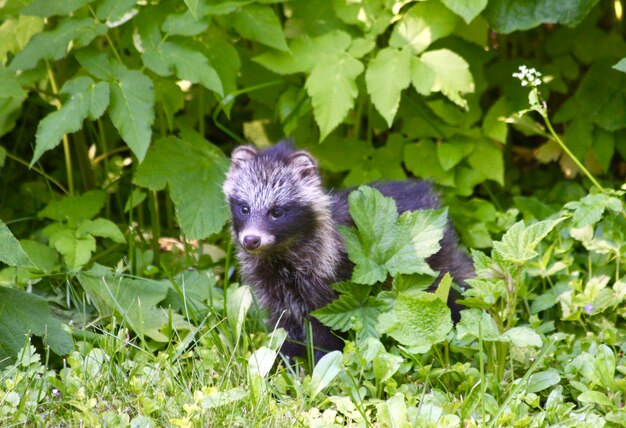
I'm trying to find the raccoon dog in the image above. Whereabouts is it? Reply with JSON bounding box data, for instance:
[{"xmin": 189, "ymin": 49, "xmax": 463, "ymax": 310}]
[{"xmin": 223, "ymin": 141, "xmax": 474, "ymax": 362}]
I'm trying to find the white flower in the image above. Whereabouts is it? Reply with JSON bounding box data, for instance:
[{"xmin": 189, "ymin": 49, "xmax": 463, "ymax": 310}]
[{"xmin": 513, "ymin": 65, "xmax": 542, "ymax": 87}]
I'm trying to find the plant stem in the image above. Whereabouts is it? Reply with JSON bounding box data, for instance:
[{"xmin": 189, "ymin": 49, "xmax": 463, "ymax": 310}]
[
  {"xmin": 45, "ymin": 61, "xmax": 74, "ymax": 195},
  {"xmin": 541, "ymin": 113, "xmax": 604, "ymax": 191},
  {"xmin": 5, "ymin": 152, "xmax": 68, "ymax": 194}
]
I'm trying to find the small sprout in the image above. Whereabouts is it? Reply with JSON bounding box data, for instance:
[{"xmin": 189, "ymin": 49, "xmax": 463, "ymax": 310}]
[{"xmin": 513, "ymin": 65, "xmax": 543, "ymax": 87}]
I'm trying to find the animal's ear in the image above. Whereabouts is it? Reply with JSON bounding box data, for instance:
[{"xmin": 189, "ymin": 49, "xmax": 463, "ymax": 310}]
[
  {"xmin": 230, "ymin": 145, "xmax": 257, "ymax": 168},
  {"xmin": 288, "ymin": 150, "xmax": 318, "ymax": 179}
]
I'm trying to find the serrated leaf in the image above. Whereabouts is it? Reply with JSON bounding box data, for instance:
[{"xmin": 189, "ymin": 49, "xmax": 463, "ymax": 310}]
[
  {"xmin": 456, "ymin": 308, "xmax": 501, "ymax": 341},
  {"xmin": 162, "ymin": 9, "xmax": 208, "ymax": 36},
  {"xmin": 254, "ymin": 30, "xmax": 352, "ymax": 75},
  {"xmin": 418, "ymin": 49, "xmax": 474, "ymax": 109},
  {"xmin": 133, "ymin": 136, "xmax": 229, "ymax": 239},
  {"xmin": 492, "ymin": 218, "xmax": 565, "ymax": 264},
  {"xmin": 366, "ymin": 47, "xmax": 412, "ymax": 126},
  {"xmin": 440, "ymin": 0, "xmax": 487, "ymax": 24},
  {"xmin": 108, "ymin": 65, "xmax": 154, "ymax": 162},
  {"xmin": 390, "ymin": 1, "xmax": 458, "ymax": 53},
  {"xmin": 33, "ymin": 76, "xmax": 109, "ymax": 165},
  {"xmin": 10, "ymin": 18, "xmax": 107, "ymax": 71},
  {"xmin": 74, "ymin": 50, "xmax": 115, "ymax": 80},
  {"xmin": 378, "ymin": 293, "xmax": 452, "ymax": 353},
  {"xmin": 39, "ymin": 190, "xmax": 106, "ymax": 226},
  {"xmin": 570, "ymin": 193, "xmax": 624, "ymax": 228},
  {"xmin": 500, "ymin": 326, "xmax": 542, "ymax": 348},
  {"xmin": 305, "ymin": 53, "xmax": 363, "ymax": 140},
  {"xmin": 21, "ymin": 0, "xmax": 93, "ymax": 17},
  {"xmin": 77, "ymin": 218, "xmax": 126, "ymax": 243},
  {"xmin": 0, "ymin": 219, "xmax": 33, "ymax": 267},
  {"xmin": 309, "ymin": 351, "xmax": 342, "ymax": 399},
  {"xmin": 484, "ymin": 0, "xmax": 601, "ymax": 33},
  {"xmin": 233, "ymin": 4, "xmax": 287, "ymax": 51},
  {"xmin": 312, "ymin": 293, "xmax": 385, "ymax": 339},
  {"xmin": 48, "ymin": 228, "xmax": 96, "ymax": 271},
  {"xmin": 343, "ymin": 186, "xmax": 446, "ymax": 284},
  {"xmin": 0, "ymin": 287, "xmax": 73, "ymax": 367},
  {"xmin": 142, "ymin": 41, "xmax": 223, "ymax": 96},
  {"xmin": 0, "ymin": 66, "xmax": 26, "ymax": 99}
]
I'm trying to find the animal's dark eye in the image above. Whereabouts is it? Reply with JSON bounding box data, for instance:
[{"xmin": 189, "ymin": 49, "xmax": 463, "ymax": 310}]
[
  {"xmin": 269, "ymin": 207, "xmax": 285, "ymax": 219},
  {"xmin": 240, "ymin": 205, "xmax": 250, "ymax": 215}
]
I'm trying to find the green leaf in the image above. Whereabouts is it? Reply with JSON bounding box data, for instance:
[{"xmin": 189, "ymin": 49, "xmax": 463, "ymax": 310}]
[
  {"xmin": 305, "ymin": 53, "xmax": 363, "ymax": 140},
  {"xmin": 377, "ymin": 394, "xmax": 409, "ymax": 428},
  {"xmin": 440, "ymin": 0, "xmax": 487, "ymax": 24},
  {"xmin": 226, "ymin": 285, "xmax": 253, "ymax": 345},
  {"xmin": 39, "ymin": 190, "xmax": 106, "ymax": 226},
  {"xmin": 74, "ymin": 50, "xmax": 115, "ymax": 81},
  {"xmin": 21, "ymin": 0, "xmax": 93, "ymax": 17},
  {"xmin": 33, "ymin": 76, "xmax": 109, "ymax": 165},
  {"xmin": 48, "ymin": 227, "xmax": 96, "ymax": 271},
  {"xmin": 95, "ymin": 0, "xmax": 138, "ymax": 25},
  {"xmin": 312, "ymin": 292, "xmax": 385, "ymax": 339},
  {"xmin": 142, "ymin": 41, "xmax": 223, "ymax": 96},
  {"xmin": 133, "ymin": 135, "xmax": 230, "ymax": 239},
  {"xmin": 378, "ymin": 293, "xmax": 452, "ymax": 353},
  {"xmin": 526, "ymin": 370, "xmax": 561, "ymax": 393},
  {"xmin": 0, "ymin": 66, "xmax": 26, "ymax": 99},
  {"xmin": 467, "ymin": 139, "xmax": 504, "ymax": 185},
  {"xmin": 254, "ymin": 30, "xmax": 352, "ymax": 75},
  {"xmin": 404, "ymin": 140, "xmax": 455, "ymax": 186},
  {"xmin": 492, "ymin": 218, "xmax": 565, "ymax": 264},
  {"xmin": 456, "ymin": 308, "xmax": 501, "ymax": 341},
  {"xmin": 162, "ymin": 9, "xmax": 208, "ymax": 36},
  {"xmin": 183, "ymin": 0, "xmax": 200, "ymax": 19},
  {"xmin": 0, "ymin": 287, "xmax": 73, "ymax": 367},
  {"xmin": 77, "ymin": 218, "xmax": 126, "ymax": 243},
  {"xmin": 418, "ymin": 49, "xmax": 474, "ymax": 109},
  {"xmin": 0, "ymin": 219, "xmax": 33, "ymax": 267},
  {"xmin": 108, "ymin": 65, "xmax": 155, "ymax": 162},
  {"xmin": 389, "ymin": 1, "xmax": 458, "ymax": 54},
  {"xmin": 366, "ymin": 47, "xmax": 412, "ymax": 127},
  {"xmin": 309, "ymin": 351, "xmax": 343, "ymax": 399},
  {"xmin": 78, "ymin": 266, "xmax": 190, "ymax": 342},
  {"xmin": 500, "ymin": 326, "xmax": 542, "ymax": 348},
  {"xmin": 342, "ymin": 186, "xmax": 446, "ymax": 284},
  {"xmin": 20, "ymin": 240, "xmax": 59, "ymax": 273},
  {"xmin": 10, "ymin": 18, "xmax": 107, "ymax": 71},
  {"xmin": 568, "ymin": 193, "xmax": 624, "ymax": 228},
  {"xmin": 614, "ymin": 57, "xmax": 626, "ymax": 73},
  {"xmin": 484, "ymin": 0, "xmax": 600, "ymax": 33},
  {"xmin": 232, "ymin": 4, "xmax": 288, "ymax": 51},
  {"xmin": 578, "ymin": 390, "xmax": 615, "ymax": 408}
]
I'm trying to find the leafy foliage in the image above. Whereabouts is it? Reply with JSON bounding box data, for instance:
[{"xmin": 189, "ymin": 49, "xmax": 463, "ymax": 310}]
[{"xmin": 0, "ymin": 0, "xmax": 626, "ymax": 425}]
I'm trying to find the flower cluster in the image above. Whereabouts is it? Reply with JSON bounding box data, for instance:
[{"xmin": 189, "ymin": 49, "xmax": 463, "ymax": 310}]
[{"xmin": 512, "ymin": 65, "xmax": 542, "ymax": 87}]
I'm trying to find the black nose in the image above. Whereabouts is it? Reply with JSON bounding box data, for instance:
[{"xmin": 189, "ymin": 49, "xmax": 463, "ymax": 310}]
[{"xmin": 243, "ymin": 235, "xmax": 261, "ymax": 250}]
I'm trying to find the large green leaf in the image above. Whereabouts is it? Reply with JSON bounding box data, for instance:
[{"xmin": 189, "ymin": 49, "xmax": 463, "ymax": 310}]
[
  {"xmin": 77, "ymin": 266, "xmax": 191, "ymax": 342},
  {"xmin": 133, "ymin": 135, "xmax": 230, "ymax": 239},
  {"xmin": 342, "ymin": 186, "xmax": 446, "ymax": 285},
  {"xmin": 0, "ymin": 287, "xmax": 73, "ymax": 367},
  {"xmin": 484, "ymin": 0, "xmax": 601, "ymax": 34},
  {"xmin": 9, "ymin": 18, "xmax": 107, "ymax": 71},
  {"xmin": 254, "ymin": 30, "xmax": 352, "ymax": 75},
  {"xmin": 20, "ymin": 0, "xmax": 93, "ymax": 17},
  {"xmin": 0, "ymin": 219, "xmax": 32, "ymax": 268},
  {"xmin": 377, "ymin": 292, "xmax": 452, "ymax": 353},
  {"xmin": 39, "ymin": 190, "xmax": 106, "ymax": 226},
  {"xmin": 0, "ymin": 66, "xmax": 26, "ymax": 99},
  {"xmin": 232, "ymin": 4, "xmax": 288, "ymax": 52},
  {"xmin": 389, "ymin": 1, "xmax": 458, "ymax": 54},
  {"xmin": 492, "ymin": 218, "xmax": 565, "ymax": 264},
  {"xmin": 440, "ymin": 0, "xmax": 487, "ymax": 24},
  {"xmin": 305, "ymin": 53, "xmax": 363, "ymax": 140},
  {"xmin": 142, "ymin": 41, "xmax": 223, "ymax": 96},
  {"xmin": 33, "ymin": 76, "xmax": 109, "ymax": 165},
  {"xmin": 415, "ymin": 49, "xmax": 474, "ymax": 109},
  {"xmin": 366, "ymin": 47, "xmax": 412, "ymax": 127},
  {"xmin": 108, "ymin": 65, "xmax": 155, "ymax": 162}
]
